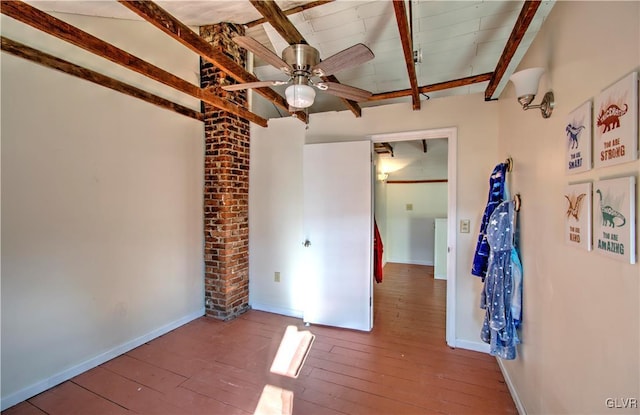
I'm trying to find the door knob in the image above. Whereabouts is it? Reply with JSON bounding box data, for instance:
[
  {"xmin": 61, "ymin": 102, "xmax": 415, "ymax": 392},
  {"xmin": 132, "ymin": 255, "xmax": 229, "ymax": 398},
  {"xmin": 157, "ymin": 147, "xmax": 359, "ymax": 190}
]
[{"xmin": 303, "ymin": 240, "xmax": 311, "ymax": 247}]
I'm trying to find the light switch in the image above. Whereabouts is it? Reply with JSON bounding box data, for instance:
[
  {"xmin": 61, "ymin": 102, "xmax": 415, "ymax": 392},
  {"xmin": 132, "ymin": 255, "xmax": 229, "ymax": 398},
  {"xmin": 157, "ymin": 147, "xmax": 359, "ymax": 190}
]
[
  {"xmin": 274, "ymin": 271, "xmax": 281, "ymax": 282},
  {"xmin": 460, "ymin": 219, "xmax": 470, "ymax": 233},
  {"xmin": 406, "ymin": 203, "xmax": 413, "ymax": 211}
]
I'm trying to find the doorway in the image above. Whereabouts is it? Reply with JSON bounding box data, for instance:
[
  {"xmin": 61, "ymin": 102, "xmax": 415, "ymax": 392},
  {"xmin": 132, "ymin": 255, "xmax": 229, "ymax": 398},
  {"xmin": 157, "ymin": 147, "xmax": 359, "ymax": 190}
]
[{"xmin": 370, "ymin": 128, "xmax": 457, "ymax": 347}]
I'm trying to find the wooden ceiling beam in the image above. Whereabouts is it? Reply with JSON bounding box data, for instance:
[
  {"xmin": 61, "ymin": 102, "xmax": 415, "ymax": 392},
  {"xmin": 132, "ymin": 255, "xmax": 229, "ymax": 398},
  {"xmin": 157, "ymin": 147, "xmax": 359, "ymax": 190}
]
[
  {"xmin": 392, "ymin": 0, "xmax": 420, "ymax": 110},
  {"xmin": 118, "ymin": 0, "xmax": 306, "ymax": 124},
  {"xmin": 1, "ymin": 1, "xmax": 268, "ymax": 127},
  {"xmin": 484, "ymin": 0, "xmax": 541, "ymax": 101},
  {"xmin": 370, "ymin": 72, "xmax": 493, "ymax": 101},
  {"xmin": 1, "ymin": 36, "xmax": 203, "ymax": 121},
  {"xmin": 249, "ymin": 0, "xmax": 305, "ymax": 44},
  {"xmin": 383, "ymin": 142, "xmax": 394, "ymax": 157},
  {"xmin": 245, "ymin": 0, "xmax": 333, "ymax": 28},
  {"xmin": 249, "ymin": 0, "xmax": 363, "ymax": 118}
]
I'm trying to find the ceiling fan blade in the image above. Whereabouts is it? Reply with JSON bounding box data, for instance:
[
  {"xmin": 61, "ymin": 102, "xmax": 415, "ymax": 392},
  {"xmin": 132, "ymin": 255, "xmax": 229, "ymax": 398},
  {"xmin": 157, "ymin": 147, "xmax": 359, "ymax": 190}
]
[
  {"xmin": 317, "ymin": 82, "xmax": 372, "ymax": 102},
  {"xmin": 222, "ymin": 80, "xmax": 288, "ymax": 91},
  {"xmin": 312, "ymin": 44, "xmax": 374, "ymax": 77},
  {"xmin": 232, "ymin": 36, "xmax": 292, "ymax": 73}
]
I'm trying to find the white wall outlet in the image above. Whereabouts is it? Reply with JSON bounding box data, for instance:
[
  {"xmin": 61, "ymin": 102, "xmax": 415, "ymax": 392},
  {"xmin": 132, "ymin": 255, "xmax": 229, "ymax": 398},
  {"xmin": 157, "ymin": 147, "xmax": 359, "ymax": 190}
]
[
  {"xmin": 274, "ymin": 271, "xmax": 281, "ymax": 282},
  {"xmin": 460, "ymin": 219, "xmax": 471, "ymax": 233}
]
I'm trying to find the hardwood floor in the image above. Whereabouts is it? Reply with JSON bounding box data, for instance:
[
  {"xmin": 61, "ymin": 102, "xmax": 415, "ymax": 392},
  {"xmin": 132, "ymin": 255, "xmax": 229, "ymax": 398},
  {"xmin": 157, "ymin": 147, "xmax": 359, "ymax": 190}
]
[{"xmin": 3, "ymin": 263, "xmax": 516, "ymax": 415}]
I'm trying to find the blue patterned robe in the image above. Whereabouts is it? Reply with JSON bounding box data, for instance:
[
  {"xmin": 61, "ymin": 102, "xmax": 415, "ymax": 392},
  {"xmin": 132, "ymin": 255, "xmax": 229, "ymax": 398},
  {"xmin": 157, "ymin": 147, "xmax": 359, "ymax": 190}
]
[
  {"xmin": 480, "ymin": 199, "xmax": 522, "ymax": 360},
  {"xmin": 472, "ymin": 163, "xmax": 508, "ymax": 280}
]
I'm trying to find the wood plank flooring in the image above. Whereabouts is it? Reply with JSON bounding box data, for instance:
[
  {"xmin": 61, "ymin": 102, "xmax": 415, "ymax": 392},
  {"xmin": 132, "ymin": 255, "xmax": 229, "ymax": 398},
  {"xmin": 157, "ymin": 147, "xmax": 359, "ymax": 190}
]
[{"xmin": 3, "ymin": 263, "xmax": 516, "ymax": 414}]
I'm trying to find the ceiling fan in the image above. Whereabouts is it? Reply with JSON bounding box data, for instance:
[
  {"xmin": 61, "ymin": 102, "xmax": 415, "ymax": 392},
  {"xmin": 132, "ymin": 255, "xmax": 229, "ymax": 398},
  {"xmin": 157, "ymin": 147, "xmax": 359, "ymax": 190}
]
[{"xmin": 222, "ymin": 36, "xmax": 375, "ymax": 110}]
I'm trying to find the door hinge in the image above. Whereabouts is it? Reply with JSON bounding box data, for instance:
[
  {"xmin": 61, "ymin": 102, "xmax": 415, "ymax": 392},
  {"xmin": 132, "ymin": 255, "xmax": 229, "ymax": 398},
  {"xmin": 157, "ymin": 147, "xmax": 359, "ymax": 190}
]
[{"xmin": 370, "ymin": 297, "xmax": 372, "ymax": 306}]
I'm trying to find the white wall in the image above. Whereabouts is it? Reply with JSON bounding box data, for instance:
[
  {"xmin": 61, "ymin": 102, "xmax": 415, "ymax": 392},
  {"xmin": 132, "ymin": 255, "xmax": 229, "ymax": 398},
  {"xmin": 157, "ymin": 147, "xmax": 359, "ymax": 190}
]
[
  {"xmin": 385, "ymin": 183, "xmax": 447, "ymax": 265},
  {"xmin": 249, "ymin": 93, "xmax": 500, "ymax": 350},
  {"xmin": 1, "ymin": 14, "xmax": 204, "ymax": 409},
  {"xmin": 495, "ymin": 2, "xmax": 640, "ymax": 414}
]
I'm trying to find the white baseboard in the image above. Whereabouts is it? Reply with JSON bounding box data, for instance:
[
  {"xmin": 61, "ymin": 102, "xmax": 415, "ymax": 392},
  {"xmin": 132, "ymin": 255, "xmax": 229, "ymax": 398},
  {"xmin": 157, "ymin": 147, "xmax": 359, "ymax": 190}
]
[
  {"xmin": 250, "ymin": 302, "xmax": 303, "ymax": 319},
  {"xmin": 0, "ymin": 308, "xmax": 205, "ymax": 411},
  {"xmin": 454, "ymin": 339, "xmax": 491, "ymax": 353},
  {"xmin": 497, "ymin": 358, "xmax": 526, "ymax": 415}
]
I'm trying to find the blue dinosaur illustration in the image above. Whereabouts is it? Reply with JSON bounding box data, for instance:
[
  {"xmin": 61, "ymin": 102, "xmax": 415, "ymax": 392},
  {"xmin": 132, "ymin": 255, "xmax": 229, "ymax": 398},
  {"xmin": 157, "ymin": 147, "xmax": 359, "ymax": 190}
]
[
  {"xmin": 566, "ymin": 123, "xmax": 585, "ymax": 149},
  {"xmin": 596, "ymin": 189, "xmax": 626, "ymax": 228}
]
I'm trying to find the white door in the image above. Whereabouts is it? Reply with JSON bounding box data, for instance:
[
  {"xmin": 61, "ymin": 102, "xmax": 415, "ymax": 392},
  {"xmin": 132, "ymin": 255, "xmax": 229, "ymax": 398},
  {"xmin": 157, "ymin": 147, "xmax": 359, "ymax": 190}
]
[
  {"xmin": 434, "ymin": 218, "xmax": 448, "ymax": 280},
  {"xmin": 302, "ymin": 141, "xmax": 373, "ymax": 331}
]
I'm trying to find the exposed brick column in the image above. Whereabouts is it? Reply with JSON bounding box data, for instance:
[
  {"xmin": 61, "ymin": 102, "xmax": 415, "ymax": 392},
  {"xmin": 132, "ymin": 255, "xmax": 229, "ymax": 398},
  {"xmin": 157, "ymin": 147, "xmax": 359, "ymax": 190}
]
[{"xmin": 200, "ymin": 23, "xmax": 250, "ymax": 320}]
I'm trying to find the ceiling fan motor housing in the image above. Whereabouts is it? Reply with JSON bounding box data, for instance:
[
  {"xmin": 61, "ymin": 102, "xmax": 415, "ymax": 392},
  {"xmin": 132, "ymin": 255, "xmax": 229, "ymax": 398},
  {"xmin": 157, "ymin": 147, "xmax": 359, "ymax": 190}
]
[
  {"xmin": 223, "ymin": 36, "xmax": 373, "ymax": 104},
  {"xmin": 282, "ymin": 44, "xmax": 321, "ymax": 77}
]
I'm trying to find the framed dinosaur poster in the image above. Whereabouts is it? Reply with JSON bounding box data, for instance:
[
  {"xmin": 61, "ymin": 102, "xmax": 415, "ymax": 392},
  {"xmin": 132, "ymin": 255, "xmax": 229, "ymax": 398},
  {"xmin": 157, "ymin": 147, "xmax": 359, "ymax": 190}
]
[
  {"xmin": 593, "ymin": 71, "xmax": 638, "ymax": 168},
  {"xmin": 565, "ymin": 100, "xmax": 592, "ymax": 174},
  {"xmin": 593, "ymin": 176, "xmax": 636, "ymax": 264},
  {"xmin": 564, "ymin": 182, "xmax": 592, "ymax": 250}
]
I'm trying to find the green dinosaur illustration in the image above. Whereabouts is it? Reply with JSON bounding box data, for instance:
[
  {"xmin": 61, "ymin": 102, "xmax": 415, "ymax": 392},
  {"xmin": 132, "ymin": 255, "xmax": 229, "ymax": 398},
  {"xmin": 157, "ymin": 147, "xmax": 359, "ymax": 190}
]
[{"xmin": 596, "ymin": 189, "xmax": 626, "ymax": 228}]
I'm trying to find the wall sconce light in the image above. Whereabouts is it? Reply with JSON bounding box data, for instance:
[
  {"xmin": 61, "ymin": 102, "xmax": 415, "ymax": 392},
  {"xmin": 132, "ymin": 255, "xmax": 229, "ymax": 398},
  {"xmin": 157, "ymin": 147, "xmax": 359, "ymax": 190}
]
[
  {"xmin": 509, "ymin": 67, "xmax": 554, "ymax": 118},
  {"xmin": 377, "ymin": 172, "xmax": 389, "ymax": 181}
]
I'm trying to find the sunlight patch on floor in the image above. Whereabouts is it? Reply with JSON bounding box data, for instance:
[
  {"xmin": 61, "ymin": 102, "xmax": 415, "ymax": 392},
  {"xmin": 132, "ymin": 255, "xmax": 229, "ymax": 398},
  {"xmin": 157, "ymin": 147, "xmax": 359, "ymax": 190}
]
[
  {"xmin": 269, "ymin": 325, "xmax": 315, "ymax": 378},
  {"xmin": 253, "ymin": 384, "xmax": 293, "ymax": 415}
]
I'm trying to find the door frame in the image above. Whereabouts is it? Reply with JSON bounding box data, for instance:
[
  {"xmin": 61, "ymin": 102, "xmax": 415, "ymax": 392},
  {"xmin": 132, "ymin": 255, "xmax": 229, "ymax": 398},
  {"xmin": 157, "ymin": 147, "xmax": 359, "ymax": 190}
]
[{"xmin": 369, "ymin": 127, "xmax": 457, "ymax": 348}]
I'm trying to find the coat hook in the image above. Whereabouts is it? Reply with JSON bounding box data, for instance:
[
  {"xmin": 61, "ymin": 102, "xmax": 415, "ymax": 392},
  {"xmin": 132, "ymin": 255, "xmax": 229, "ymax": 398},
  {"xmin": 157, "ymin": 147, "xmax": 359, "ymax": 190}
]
[
  {"xmin": 514, "ymin": 193, "xmax": 521, "ymax": 212},
  {"xmin": 505, "ymin": 157, "xmax": 513, "ymax": 172}
]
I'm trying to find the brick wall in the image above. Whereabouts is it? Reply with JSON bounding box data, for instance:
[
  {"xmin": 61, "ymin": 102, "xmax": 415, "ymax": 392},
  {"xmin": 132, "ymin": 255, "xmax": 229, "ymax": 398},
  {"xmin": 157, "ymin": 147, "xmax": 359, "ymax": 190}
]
[{"xmin": 200, "ymin": 23, "xmax": 250, "ymax": 320}]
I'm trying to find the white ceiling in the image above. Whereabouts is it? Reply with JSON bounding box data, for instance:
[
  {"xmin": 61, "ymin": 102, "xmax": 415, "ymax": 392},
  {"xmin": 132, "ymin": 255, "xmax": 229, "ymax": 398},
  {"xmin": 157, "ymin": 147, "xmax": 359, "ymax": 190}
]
[
  {"xmin": 378, "ymin": 138, "xmax": 448, "ymax": 181},
  {"xmin": 26, "ymin": 0, "xmax": 555, "ymax": 115}
]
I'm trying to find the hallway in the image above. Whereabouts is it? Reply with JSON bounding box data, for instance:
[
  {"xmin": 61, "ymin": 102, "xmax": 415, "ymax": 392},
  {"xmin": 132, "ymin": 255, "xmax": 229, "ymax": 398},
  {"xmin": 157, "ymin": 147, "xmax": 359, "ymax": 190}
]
[{"xmin": 4, "ymin": 263, "xmax": 516, "ymax": 414}]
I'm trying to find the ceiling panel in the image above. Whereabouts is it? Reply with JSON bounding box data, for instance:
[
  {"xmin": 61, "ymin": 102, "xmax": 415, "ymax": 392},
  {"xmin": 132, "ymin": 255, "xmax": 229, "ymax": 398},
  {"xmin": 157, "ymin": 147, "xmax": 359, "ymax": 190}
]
[
  {"xmin": 355, "ymin": 1, "xmax": 393, "ymax": 20},
  {"xmin": 300, "ymin": 0, "xmax": 358, "ymax": 19},
  {"xmin": 417, "ymin": 19, "xmax": 482, "ymax": 44}
]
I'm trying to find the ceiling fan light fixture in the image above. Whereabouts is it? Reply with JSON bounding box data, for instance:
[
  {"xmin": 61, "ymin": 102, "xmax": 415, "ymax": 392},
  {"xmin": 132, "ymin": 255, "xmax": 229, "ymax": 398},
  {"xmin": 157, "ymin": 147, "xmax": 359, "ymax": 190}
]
[{"xmin": 285, "ymin": 84, "xmax": 316, "ymax": 109}]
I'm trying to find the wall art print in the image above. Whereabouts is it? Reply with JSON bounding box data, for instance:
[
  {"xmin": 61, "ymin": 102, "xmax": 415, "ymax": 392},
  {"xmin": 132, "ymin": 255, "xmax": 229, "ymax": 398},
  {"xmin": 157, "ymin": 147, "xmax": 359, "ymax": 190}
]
[
  {"xmin": 564, "ymin": 182, "xmax": 592, "ymax": 251},
  {"xmin": 565, "ymin": 100, "xmax": 592, "ymax": 174},
  {"xmin": 593, "ymin": 176, "xmax": 636, "ymax": 264},
  {"xmin": 594, "ymin": 71, "xmax": 638, "ymax": 168}
]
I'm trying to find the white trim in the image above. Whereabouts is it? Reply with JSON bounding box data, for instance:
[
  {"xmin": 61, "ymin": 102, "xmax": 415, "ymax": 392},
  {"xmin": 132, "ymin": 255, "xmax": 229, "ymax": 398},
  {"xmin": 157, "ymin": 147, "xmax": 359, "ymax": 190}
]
[
  {"xmin": 497, "ymin": 358, "xmax": 527, "ymax": 415},
  {"xmin": 369, "ymin": 127, "xmax": 457, "ymax": 142},
  {"xmin": 385, "ymin": 259, "xmax": 434, "ymax": 266},
  {"xmin": 250, "ymin": 303, "xmax": 303, "ymax": 319},
  {"xmin": 0, "ymin": 308, "xmax": 205, "ymax": 411},
  {"xmin": 454, "ymin": 339, "xmax": 490, "ymax": 353},
  {"xmin": 446, "ymin": 129, "xmax": 457, "ymax": 348},
  {"xmin": 369, "ymin": 127, "xmax": 458, "ymax": 348}
]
